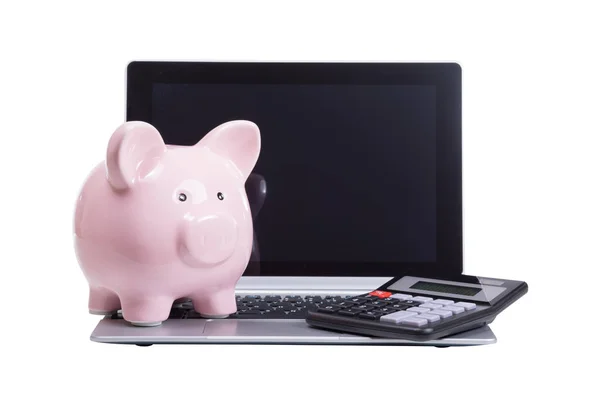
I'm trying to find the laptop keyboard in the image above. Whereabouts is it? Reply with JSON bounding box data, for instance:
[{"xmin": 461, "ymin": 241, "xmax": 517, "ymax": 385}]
[{"xmin": 111, "ymin": 295, "xmax": 353, "ymax": 321}]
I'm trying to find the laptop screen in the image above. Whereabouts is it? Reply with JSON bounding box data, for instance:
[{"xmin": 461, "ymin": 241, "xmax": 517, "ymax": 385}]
[{"xmin": 127, "ymin": 62, "xmax": 462, "ymax": 277}]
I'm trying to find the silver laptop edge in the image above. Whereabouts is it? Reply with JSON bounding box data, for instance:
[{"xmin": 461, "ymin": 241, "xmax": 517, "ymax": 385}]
[{"xmin": 91, "ymin": 277, "xmax": 497, "ymax": 346}]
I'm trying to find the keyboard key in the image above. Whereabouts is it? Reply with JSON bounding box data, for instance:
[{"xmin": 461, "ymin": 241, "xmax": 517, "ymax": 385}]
[
  {"xmin": 412, "ymin": 296, "xmax": 434, "ymax": 303},
  {"xmin": 370, "ymin": 301, "xmax": 387, "ymax": 307},
  {"xmin": 256, "ymin": 302, "xmax": 271, "ymax": 310},
  {"xmin": 400, "ymin": 317, "xmax": 428, "ymax": 327},
  {"xmin": 391, "ymin": 293, "xmax": 413, "ymax": 300},
  {"xmin": 239, "ymin": 309, "xmax": 261, "ymax": 314},
  {"xmin": 177, "ymin": 301, "xmax": 194, "ymax": 309},
  {"xmin": 325, "ymin": 296, "xmax": 343, "ymax": 301},
  {"xmin": 442, "ymin": 305, "xmax": 465, "ymax": 315},
  {"xmin": 359, "ymin": 311, "xmax": 383, "ymax": 320},
  {"xmin": 168, "ymin": 308, "xmax": 187, "ymax": 319},
  {"xmin": 429, "ymin": 309, "xmax": 453, "ymax": 319},
  {"xmin": 347, "ymin": 297, "xmax": 369, "ymax": 304},
  {"xmin": 407, "ymin": 307, "xmax": 431, "ymax": 313},
  {"xmin": 390, "ymin": 304, "xmax": 410, "ymax": 311},
  {"xmin": 306, "ymin": 296, "xmax": 323, "ymax": 303},
  {"xmin": 454, "ymin": 302, "xmax": 477, "ymax": 311},
  {"xmin": 416, "ymin": 313, "xmax": 441, "ymax": 323},
  {"xmin": 378, "ymin": 307, "xmax": 397, "ymax": 314},
  {"xmin": 380, "ymin": 311, "xmax": 418, "ymax": 324},
  {"xmin": 337, "ymin": 301, "xmax": 357, "ymax": 308},
  {"xmin": 431, "ymin": 299, "xmax": 454, "ymax": 306},
  {"xmin": 339, "ymin": 309, "xmax": 361, "ymax": 317},
  {"xmin": 264, "ymin": 295, "xmax": 281, "ymax": 302},
  {"xmin": 420, "ymin": 302, "xmax": 443, "ymax": 309},
  {"xmin": 243, "ymin": 295, "xmax": 261, "ymax": 300},
  {"xmin": 283, "ymin": 296, "xmax": 303, "ymax": 303}
]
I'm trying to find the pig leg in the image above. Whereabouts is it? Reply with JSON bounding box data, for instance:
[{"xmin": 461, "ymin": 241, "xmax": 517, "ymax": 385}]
[
  {"xmin": 89, "ymin": 286, "xmax": 121, "ymax": 315},
  {"xmin": 120, "ymin": 295, "xmax": 173, "ymax": 327},
  {"xmin": 191, "ymin": 288, "xmax": 237, "ymax": 318}
]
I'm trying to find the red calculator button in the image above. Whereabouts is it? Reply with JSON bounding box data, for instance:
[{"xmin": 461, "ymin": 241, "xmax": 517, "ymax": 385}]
[{"xmin": 369, "ymin": 291, "xmax": 392, "ymax": 298}]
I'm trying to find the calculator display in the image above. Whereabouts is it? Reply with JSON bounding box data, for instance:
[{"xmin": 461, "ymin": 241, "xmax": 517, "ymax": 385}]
[{"xmin": 410, "ymin": 281, "xmax": 481, "ymax": 296}]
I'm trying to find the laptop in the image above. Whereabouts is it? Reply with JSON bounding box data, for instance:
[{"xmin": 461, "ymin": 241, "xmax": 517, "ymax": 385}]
[{"xmin": 90, "ymin": 61, "xmax": 496, "ymax": 346}]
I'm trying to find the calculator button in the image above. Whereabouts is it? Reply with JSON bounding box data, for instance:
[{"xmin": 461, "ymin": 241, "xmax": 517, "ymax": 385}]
[
  {"xmin": 389, "ymin": 304, "xmax": 410, "ymax": 311},
  {"xmin": 400, "ymin": 317, "xmax": 428, "ymax": 327},
  {"xmin": 370, "ymin": 301, "xmax": 387, "ymax": 307},
  {"xmin": 351, "ymin": 306, "xmax": 374, "ymax": 312},
  {"xmin": 412, "ymin": 296, "xmax": 434, "ymax": 303},
  {"xmin": 369, "ymin": 291, "xmax": 392, "ymax": 298},
  {"xmin": 359, "ymin": 311, "xmax": 383, "ymax": 320},
  {"xmin": 380, "ymin": 297, "xmax": 399, "ymax": 303},
  {"xmin": 391, "ymin": 293, "xmax": 413, "ymax": 300},
  {"xmin": 407, "ymin": 307, "xmax": 431, "ymax": 314},
  {"xmin": 441, "ymin": 305, "xmax": 465, "ymax": 315},
  {"xmin": 380, "ymin": 311, "xmax": 419, "ymax": 324},
  {"xmin": 431, "ymin": 299, "xmax": 454, "ymax": 306},
  {"xmin": 420, "ymin": 302, "xmax": 443, "ymax": 309},
  {"xmin": 316, "ymin": 305, "xmax": 340, "ymax": 313},
  {"xmin": 398, "ymin": 300, "xmax": 420, "ymax": 306},
  {"xmin": 378, "ymin": 308, "xmax": 396, "ymax": 314},
  {"xmin": 338, "ymin": 309, "xmax": 361, "ymax": 317},
  {"xmin": 417, "ymin": 313, "xmax": 441, "ymax": 323},
  {"xmin": 429, "ymin": 309, "xmax": 453, "ymax": 319},
  {"xmin": 454, "ymin": 302, "xmax": 477, "ymax": 311}
]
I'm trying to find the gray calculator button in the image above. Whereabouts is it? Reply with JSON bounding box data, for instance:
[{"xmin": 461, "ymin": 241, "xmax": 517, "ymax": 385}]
[
  {"xmin": 454, "ymin": 302, "xmax": 476, "ymax": 310},
  {"xmin": 417, "ymin": 313, "xmax": 441, "ymax": 323},
  {"xmin": 442, "ymin": 305, "xmax": 465, "ymax": 314},
  {"xmin": 391, "ymin": 294, "xmax": 413, "ymax": 300},
  {"xmin": 412, "ymin": 296, "xmax": 434, "ymax": 303},
  {"xmin": 432, "ymin": 299, "xmax": 454, "ymax": 306},
  {"xmin": 407, "ymin": 307, "xmax": 431, "ymax": 313},
  {"xmin": 429, "ymin": 309, "xmax": 453, "ymax": 319},
  {"xmin": 400, "ymin": 317, "xmax": 428, "ymax": 327},
  {"xmin": 380, "ymin": 311, "xmax": 418, "ymax": 324},
  {"xmin": 420, "ymin": 302, "xmax": 443, "ymax": 309}
]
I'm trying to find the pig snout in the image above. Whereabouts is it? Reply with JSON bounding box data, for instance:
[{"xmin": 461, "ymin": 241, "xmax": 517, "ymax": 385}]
[{"xmin": 180, "ymin": 214, "xmax": 238, "ymax": 266}]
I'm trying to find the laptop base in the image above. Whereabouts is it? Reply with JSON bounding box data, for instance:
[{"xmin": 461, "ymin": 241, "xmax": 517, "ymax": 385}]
[{"xmin": 91, "ymin": 317, "xmax": 496, "ymax": 346}]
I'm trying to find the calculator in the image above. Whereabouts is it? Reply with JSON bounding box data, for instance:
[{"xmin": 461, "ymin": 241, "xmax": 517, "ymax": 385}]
[{"xmin": 305, "ymin": 274, "xmax": 528, "ymax": 341}]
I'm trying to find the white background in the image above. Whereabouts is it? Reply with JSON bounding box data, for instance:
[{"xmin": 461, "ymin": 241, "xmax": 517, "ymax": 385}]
[{"xmin": 1, "ymin": 0, "xmax": 598, "ymax": 398}]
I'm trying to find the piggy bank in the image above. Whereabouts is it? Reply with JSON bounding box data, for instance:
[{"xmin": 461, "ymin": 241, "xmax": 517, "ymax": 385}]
[{"xmin": 74, "ymin": 120, "xmax": 261, "ymax": 326}]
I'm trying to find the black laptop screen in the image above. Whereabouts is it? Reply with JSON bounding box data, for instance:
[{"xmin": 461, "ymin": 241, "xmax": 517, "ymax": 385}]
[{"xmin": 151, "ymin": 83, "xmax": 437, "ymax": 273}]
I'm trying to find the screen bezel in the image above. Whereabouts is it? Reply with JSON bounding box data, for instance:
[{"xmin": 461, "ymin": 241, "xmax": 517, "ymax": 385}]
[{"xmin": 126, "ymin": 61, "xmax": 463, "ymax": 278}]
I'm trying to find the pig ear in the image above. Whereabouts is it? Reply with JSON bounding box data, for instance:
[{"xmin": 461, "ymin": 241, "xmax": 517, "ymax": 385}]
[
  {"xmin": 105, "ymin": 121, "xmax": 166, "ymax": 190},
  {"xmin": 197, "ymin": 120, "xmax": 261, "ymax": 180}
]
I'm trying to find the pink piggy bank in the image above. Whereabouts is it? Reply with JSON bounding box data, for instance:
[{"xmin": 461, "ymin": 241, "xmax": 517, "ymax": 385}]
[{"xmin": 74, "ymin": 120, "xmax": 261, "ymax": 326}]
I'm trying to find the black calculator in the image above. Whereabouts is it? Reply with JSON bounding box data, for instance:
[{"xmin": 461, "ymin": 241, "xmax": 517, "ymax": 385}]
[{"xmin": 305, "ymin": 274, "xmax": 528, "ymax": 341}]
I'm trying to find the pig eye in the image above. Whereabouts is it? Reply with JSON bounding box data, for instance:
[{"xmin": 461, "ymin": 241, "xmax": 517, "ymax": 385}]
[
  {"xmin": 217, "ymin": 192, "xmax": 225, "ymax": 201},
  {"xmin": 178, "ymin": 193, "xmax": 187, "ymax": 202}
]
